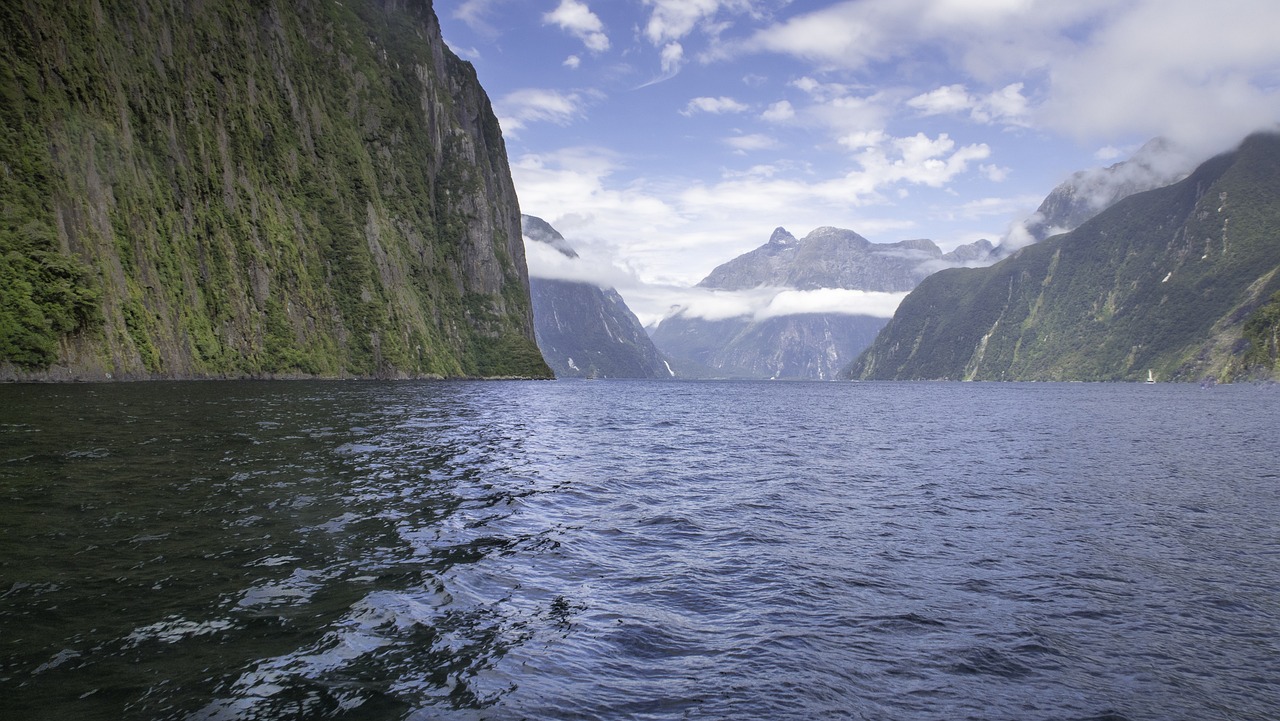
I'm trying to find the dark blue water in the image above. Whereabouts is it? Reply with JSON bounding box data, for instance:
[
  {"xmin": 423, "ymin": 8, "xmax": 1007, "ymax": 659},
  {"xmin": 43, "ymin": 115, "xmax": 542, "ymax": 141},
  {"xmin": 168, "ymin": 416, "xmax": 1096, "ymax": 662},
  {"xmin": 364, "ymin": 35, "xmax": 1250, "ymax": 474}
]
[{"xmin": 1, "ymin": 380, "xmax": 1278, "ymax": 720}]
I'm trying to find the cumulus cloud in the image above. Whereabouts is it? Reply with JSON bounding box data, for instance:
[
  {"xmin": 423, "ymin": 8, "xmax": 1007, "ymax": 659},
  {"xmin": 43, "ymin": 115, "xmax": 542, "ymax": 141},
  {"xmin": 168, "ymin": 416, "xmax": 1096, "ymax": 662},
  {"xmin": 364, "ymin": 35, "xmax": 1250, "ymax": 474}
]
[
  {"xmin": 497, "ymin": 89, "xmax": 590, "ymax": 133},
  {"xmin": 906, "ymin": 84, "xmax": 971, "ymax": 115},
  {"xmin": 761, "ymin": 100, "xmax": 795, "ymax": 123},
  {"xmin": 854, "ymin": 133, "xmax": 991, "ymax": 189},
  {"xmin": 735, "ymin": 0, "xmax": 1280, "ymax": 153},
  {"xmin": 682, "ymin": 96, "xmax": 750, "ymax": 116},
  {"xmin": 980, "ymin": 164, "xmax": 1011, "ymax": 182},
  {"xmin": 660, "ymin": 41, "xmax": 685, "ymax": 75},
  {"xmin": 544, "ymin": 0, "xmax": 610, "ymax": 53},
  {"xmin": 736, "ymin": 0, "xmax": 1106, "ymax": 79},
  {"xmin": 642, "ymin": 0, "xmax": 745, "ymax": 45},
  {"xmin": 563, "ymin": 54, "xmax": 582, "ymax": 69},
  {"xmin": 907, "ymin": 83, "xmax": 1030, "ymax": 125}
]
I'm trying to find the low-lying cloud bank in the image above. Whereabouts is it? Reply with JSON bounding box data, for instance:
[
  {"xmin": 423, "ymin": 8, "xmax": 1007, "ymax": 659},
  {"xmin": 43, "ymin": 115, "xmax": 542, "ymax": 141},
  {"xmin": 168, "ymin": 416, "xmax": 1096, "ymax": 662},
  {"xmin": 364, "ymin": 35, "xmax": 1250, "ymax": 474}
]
[
  {"xmin": 661, "ymin": 286, "xmax": 907, "ymax": 326},
  {"xmin": 527, "ymin": 231, "xmax": 911, "ymax": 326}
]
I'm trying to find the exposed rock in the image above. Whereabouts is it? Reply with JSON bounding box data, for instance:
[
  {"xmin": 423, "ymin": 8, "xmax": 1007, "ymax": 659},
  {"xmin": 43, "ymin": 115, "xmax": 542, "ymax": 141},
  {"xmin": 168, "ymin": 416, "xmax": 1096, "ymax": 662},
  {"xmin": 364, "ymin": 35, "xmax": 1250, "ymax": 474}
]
[
  {"xmin": 523, "ymin": 216, "xmax": 671, "ymax": 379},
  {"xmin": 0, "ymin": 0, "xmax": 550, "ymax": 380}
]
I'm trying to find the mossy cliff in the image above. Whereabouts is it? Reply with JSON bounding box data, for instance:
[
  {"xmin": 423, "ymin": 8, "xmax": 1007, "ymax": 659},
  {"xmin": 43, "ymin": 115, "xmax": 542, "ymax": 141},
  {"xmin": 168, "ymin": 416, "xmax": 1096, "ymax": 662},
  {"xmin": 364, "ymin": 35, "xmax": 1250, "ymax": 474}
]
[
  {"xmin": 1, "ymin": 0, "xmax": 551, "ymax": 379},
  {"xmin": 849, "ymin": 132, "xmax": 1280, "ymax": 382}
]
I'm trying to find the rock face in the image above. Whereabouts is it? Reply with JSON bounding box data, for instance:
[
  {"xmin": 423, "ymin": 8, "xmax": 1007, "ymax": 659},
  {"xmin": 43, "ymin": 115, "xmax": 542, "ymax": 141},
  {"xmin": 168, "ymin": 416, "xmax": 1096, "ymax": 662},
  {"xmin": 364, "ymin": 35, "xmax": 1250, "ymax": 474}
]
[
  {"xmin": 523, "ymin": 216, "xmax": 671, "ymax": 379},
  {"xmin": 849, "ymin": 132, "xmax": 1280, "ymax": 382},
  {"xmin": 0, "ymin": 0, "xmax": 551, "ymax": 379},
  {"xmin": 653, "ymin": 312, "xmax": 889, "ymax": 380},
  {"xmin": 698, "ymin": 227, "xmax": 942, "ymax": 292},
  {"xmin": 999, "ymin": 137, "xmax": 1195, "ymax": 254},
  {"xmin": 652, "ymin": 226, "xmax": 987, "ymax": 379}
]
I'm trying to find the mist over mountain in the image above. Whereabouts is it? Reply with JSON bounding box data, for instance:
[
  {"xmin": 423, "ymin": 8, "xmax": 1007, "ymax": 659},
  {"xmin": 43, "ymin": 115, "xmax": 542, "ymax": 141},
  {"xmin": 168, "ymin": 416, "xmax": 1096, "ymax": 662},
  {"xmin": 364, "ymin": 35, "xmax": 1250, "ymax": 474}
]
[
  {"xmin": 849, "ymin": 132, "xmax": 1280, "ymax": 382},
  {"xmin": 523, "ymin": 216, "xmax": 671, "ymax": 379},
  {"xmin": 698, "ymin": 227, "xmax": 946, "ymax": 292},
  {"xmin": 651, "ymin": 227, "xmax": 993, "ymax": 379},
  {"xmin": 998, "ymin": 137, "xmax": 1200, "ymax": 255}
]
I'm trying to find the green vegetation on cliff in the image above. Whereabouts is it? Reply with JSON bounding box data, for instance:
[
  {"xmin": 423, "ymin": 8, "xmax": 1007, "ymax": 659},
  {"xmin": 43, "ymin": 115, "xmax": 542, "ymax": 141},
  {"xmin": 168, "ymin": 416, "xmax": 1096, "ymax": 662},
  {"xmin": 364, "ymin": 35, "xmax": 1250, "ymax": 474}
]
[
  {"xmin": 1, "ymin": 0, "xmax": 550, "ymax": 379},
  {"xmin": 849, "ymin": 132, "xmax": 1280, "ymax": 382}
]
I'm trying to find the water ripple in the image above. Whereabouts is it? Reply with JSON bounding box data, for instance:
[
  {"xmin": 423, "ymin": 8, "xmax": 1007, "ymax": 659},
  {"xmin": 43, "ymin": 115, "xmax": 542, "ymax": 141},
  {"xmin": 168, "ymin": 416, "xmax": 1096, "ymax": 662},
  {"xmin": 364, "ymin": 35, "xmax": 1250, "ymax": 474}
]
[{"xmin": 1, "ymin": 380, "xmax": 1278, "ymax": 720}]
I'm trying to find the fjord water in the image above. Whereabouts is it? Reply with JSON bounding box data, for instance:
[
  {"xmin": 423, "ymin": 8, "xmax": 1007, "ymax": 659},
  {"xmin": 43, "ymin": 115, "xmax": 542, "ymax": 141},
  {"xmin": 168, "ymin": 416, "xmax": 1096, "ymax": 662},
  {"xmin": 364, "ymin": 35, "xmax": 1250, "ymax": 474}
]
[{"xmin": 1, "ymin": 381, "xmax": 1277, "ymax": 720}]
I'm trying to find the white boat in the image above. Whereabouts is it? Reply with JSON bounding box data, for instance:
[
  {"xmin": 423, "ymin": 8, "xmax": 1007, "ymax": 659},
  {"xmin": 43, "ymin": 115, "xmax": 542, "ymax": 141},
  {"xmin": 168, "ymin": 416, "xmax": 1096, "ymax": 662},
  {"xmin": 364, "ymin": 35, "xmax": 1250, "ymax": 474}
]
[{"xmin": 1146, "ymin": 369, "xmax": 1156, "ymax": 384}]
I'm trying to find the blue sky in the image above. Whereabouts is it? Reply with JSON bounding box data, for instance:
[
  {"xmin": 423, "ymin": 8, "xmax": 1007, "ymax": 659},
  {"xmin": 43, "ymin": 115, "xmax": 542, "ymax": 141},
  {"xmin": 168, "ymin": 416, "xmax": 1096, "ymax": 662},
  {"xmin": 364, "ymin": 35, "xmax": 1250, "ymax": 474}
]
[{"xmin": 437, "ymin": 0, "xmax": 1280, "ymax": 324}]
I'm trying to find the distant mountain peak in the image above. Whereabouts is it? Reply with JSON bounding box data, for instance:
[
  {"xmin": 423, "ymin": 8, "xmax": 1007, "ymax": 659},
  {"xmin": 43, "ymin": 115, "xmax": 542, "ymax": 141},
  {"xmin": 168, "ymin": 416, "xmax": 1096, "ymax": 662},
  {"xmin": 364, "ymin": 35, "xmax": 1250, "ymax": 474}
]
[
  {"xmin": 768, "ymin": 227, "xmax": 797, "ymax": 245},
  {"xmin": 997, "ymin": 136, "xmax": 1199, "ymax": 255},
  {"xmin": 521, "ymin": 214, "xmax": 579, "ymax": 258}
]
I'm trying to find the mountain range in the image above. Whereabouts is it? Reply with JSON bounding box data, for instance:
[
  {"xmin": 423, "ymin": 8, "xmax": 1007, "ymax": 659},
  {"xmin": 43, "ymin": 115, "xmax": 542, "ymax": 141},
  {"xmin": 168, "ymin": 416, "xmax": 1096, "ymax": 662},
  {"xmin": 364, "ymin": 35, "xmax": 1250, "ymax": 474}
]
[
  {"xmin": 849, "ymin": 132, "xmax": 1280, "ymax": 382},
  {"xmin": 650, "ymin": 227, "xmax": 993, "ymax": 379}
]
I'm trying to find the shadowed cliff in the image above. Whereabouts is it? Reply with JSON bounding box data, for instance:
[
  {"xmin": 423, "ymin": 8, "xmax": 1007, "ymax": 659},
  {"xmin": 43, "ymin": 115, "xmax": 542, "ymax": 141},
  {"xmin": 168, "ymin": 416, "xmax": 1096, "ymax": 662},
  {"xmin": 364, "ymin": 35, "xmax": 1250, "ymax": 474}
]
[{"xmin": 1, "ymin": 0, "xmax": 550, "ymax": 379}]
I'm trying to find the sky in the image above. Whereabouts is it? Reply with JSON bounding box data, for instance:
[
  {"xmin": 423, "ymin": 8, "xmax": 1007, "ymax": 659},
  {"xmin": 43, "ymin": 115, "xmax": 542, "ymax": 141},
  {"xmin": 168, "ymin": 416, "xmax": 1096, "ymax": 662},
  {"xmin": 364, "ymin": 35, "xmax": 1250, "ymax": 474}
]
[{"xmin": 436, "ymin": 0, "xmax": 1280, "ymax": 325}]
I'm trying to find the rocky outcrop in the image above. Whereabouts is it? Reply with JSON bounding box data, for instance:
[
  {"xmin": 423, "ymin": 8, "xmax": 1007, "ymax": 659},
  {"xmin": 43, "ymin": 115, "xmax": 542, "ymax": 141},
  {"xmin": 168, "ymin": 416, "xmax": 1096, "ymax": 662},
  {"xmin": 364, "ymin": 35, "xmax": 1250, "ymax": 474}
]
[
  {"xmin": 0, "ymin": 0, "xmax": 550, "ymax": 379},
  {"xmin": 523, "ymin": 216, "xmax": 671, "ymax": 379}
]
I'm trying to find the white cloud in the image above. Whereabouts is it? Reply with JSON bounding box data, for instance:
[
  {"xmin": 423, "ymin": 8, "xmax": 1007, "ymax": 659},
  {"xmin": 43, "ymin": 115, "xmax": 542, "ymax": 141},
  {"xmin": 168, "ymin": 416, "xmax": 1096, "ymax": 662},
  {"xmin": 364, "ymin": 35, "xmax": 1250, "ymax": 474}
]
[
  {"xmin": 854, "ymin": 133, "xmax": 991, "ymax": 189},
  {"xmin": 656, "ymin": 286, "xmax": 907, "ymax": 325},
  {"xmin": 682, "ymin": 96, "xmax": 750, "ymax": 116},
  {"xmin": 497, "ymin": 89, "xmax": 589, "ymax": 133},
  {"xmin": 980, "ymin": 163, "xmax": 1011, "ymax": 182},
  {"xmin": 906, "ymin": 84, "xmax": 972, "ymax": 115},
  {"xmin": 524, "ymin": 236, "xmax": 637, "ymax": 289},
  {"xmin": 755, "ymin": 288, "xmax": 907, "ymax": 320},
  {"xmin": 642, "ymin": 0, "xmax": 742, "ymax": 44},
  {"xmin": 1094, "ymin": 145, "xmax": 1125, "ymax": 162},
  {"xmin": 737, "ymin": 0, "xmax": 1103, "ymax": 78},
  {"xmin": 453, "ymin": 0, "xmax": 507, "ymax": 35},
  {"xmin": 1040, "ymin": 0, "xmax": 1280, "ymax": 153},
  {"xmin": 563, "ymin": 54, "xmax": 582, "ymax": 69},
  {"xmin": 950, "ymin": 194, "xmax": 1043, "ymax": 221},
  {"xmin": 725, "ymin": 133, "xmax": 777, "ymax": 151},
  {"xmin": 660, "ymin": 42, "xmax": 685, "ymax": 75},
  {"xmin": 907, "ymin": 83, "xmax": 1029, "ymax": 125},
  {"xmin": 761, "ymin": 100, "xmax": 795, "ymax": 123},
  {"xmin": 544, "ymin": 0, "xmax": 610, "ymax": 53},
  {"xmin": 737, "ymin": 0, "xmax": 1280, "ymax": 152},
  {"xmin": 790, "ymin": 76, "xmax": 860, "ymax": 102}
]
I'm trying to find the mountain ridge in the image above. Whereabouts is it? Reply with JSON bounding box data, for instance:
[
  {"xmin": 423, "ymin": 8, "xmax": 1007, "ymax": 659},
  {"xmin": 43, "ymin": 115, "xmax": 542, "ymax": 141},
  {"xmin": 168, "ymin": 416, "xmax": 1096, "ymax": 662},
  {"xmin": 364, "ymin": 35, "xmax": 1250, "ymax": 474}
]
[
  {"xmin": 652, "ymin": 226, "xmax": 990, "ymax": 379},
  {"xmin": 848, "ymin": 131, "xmax": 1280, "ymax": 382}
]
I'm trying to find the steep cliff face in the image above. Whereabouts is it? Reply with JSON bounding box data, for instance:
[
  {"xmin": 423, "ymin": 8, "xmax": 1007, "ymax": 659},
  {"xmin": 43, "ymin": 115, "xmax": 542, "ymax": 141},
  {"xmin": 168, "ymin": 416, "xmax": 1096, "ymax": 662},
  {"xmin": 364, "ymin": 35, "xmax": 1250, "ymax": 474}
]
[
  {"xmin": 1, "ymin": 0, "xmax": 550, "ymax": 379},
  {"xmin": 522, "ymin": 215, "xmax": 670, "ymax": 379},
  {"xmin": 849, "ymin": 132, "xmax": 1280, "ymax": 382}
]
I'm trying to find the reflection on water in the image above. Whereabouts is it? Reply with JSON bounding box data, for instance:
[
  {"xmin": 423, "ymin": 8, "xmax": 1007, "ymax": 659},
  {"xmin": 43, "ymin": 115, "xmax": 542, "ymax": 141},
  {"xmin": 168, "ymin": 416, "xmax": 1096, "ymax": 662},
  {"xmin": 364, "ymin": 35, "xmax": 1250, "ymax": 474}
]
[
  {"xmin": 0, "ymin": 382, "xmax": 561, "ymax": 720},
  {"xmin": 2, "ymin": 380, "xmax": 1279, "ymax": 720}
]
